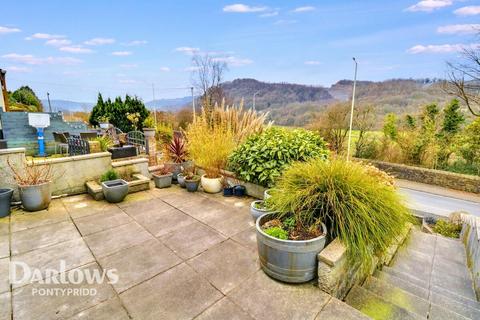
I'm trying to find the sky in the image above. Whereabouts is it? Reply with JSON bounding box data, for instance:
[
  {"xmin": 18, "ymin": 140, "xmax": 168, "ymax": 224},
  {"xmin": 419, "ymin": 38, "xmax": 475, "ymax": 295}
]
[{"xmin": 0, "ymin": 0, "xmax": 479, "ymax": 102}]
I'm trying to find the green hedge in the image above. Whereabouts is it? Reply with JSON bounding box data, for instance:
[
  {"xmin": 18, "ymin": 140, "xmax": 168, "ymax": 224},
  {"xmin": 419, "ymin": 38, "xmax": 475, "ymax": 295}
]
[{"xmin": 228, "ymin": 127, "xmax": 329, "ymax": 187}]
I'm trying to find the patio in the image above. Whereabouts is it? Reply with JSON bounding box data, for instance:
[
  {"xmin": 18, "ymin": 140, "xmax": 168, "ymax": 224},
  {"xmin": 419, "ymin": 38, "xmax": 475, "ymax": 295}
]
[{"xmin": 0, "ymin": 185, "xmax": 355, "ymax": 320}]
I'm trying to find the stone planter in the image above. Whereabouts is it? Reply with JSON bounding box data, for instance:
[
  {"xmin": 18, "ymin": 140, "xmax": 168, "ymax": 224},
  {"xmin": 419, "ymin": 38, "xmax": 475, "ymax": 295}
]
[
  {"xmin": 86, "ymin": 174, "xmax": 150, "ymax": 201},
  {"xmin": 256, "ymin": 213, "xmax": 327, "ymax": 283},
  {"xmin": 250, "ymin": 200, "xmax": 277, "ymax": 221},
  {"xmin": 200, "ymin": 174, "xmax": 223, "ymax": 193},
  {"xmin": 164, "ymin": 162, "xmax": 183, "ymax": 180},
  {"xmin": 99, "ymin": 123, "xmax": 110, "ymax": 129},
  {"xmin": 102, "ymin": 179, "xmax": 129, "ymax": 203},
  {"xmin": 152, "ymin": 172, "xmax": 173, "ymax": 189},
  {"xmin": 185, "ymin": 176, "xmax": 200, "ymax": 192},
  {"xmin": 177, "ymin": 173, "xmax": 186, "ymax": 188},
  {"xmin": 143, "ymin": 128, "xmax": 156, "ymax": 138},
  {"xmin": 19, "ymin": 181, "xmax": 52, "ymax": 212},
  {"xmin": 0, "ymin": 188, "xmax": 14, "ymax": 218}
]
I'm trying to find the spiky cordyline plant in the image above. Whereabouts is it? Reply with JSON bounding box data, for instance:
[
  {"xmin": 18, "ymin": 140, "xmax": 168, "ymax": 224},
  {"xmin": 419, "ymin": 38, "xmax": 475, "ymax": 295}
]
[
  {"xmin": 268, "ymin": 158, "xmax": 411, "ymax": 270},
  {"xmin": 166, "ymin": 136, "xmax": 188, "ymax": 163}
]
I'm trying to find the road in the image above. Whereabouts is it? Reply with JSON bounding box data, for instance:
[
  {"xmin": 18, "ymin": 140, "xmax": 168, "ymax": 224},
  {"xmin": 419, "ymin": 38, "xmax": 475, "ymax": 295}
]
[{"xmin": 398, "ymin": 185, "xmax": 480, "ymax": 218}]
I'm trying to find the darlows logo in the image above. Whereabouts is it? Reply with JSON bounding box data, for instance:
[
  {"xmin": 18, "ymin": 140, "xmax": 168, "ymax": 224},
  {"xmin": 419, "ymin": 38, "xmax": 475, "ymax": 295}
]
[{"xmin": 10, "ymin": 260, "xmax": 119, "ymax": 286}]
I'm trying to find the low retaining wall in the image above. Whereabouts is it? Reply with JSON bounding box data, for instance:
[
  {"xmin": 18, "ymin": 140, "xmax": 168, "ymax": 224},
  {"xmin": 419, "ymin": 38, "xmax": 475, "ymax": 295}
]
[
  {"xmin": 0, "ymin": 148, "xmax": 26, "ymax": 200},
  {"xmin": 317, "ymin": 223, "xmax": 412, "ymax": 299},
  {"xmin": 461, "ymin": 214, "xmax": 480, "ymax": 297},
  {"xmin": 358, "ymin": 158, "xmax": 480, "ymax": 194},
  {"xmin": 113, "ymin": 157, "xmax": 150, "ymax": 178}
]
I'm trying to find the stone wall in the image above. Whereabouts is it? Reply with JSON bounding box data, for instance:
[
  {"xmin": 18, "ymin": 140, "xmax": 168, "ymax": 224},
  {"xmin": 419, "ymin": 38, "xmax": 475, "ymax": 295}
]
[
  {"xmin": 0, "ymin": 111, "xmax": 87, "ymax": 155},
  {"xmin": 358, "ymin": 158, "xmax": 480, "ymax": 194},
  {"xmin": 0, "ymin": 148, "xmax": 26, "ymax": 200},
  {"xmin": 317, "ymin": 223, "xmax": 412, "ymax": 299},
  {"xmin": 113, "ymin": 157, "xmax": 150, "ymax": 178},
  {"xmin": 461, "ymin": 214, "xmax": 480, "ymax": 297}
]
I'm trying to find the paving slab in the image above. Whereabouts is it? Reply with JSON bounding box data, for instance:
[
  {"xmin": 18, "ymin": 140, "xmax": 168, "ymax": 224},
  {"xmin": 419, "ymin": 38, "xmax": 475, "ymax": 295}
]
[
  {"xmin": 0, "ymin": 235, "xmax": 8, "ymax": 259},
  {"xmin": 0, "ymin": 217, "xmax": 8, "ymax": 236},
  {"xmin": 12, "ymin": 262, "xmax": 116, "ymax": 320},
  {"xmin": 207, "ymin": 210, "xmax": 254, "ymax": 237},
  {"xmin": 116, "ymin": 191, "xmax": 154, "ymax": 208},
  {"xmin": 83, "ymin": 221, "xmax": 154, "ymax": 258},
  {"xmin": 188, "ymin": 240, "xmax": 259, "ymax": 294},
  {"xmin": 120, "ymin": 263, "xmax": 222, "ymax": 320},
  {"xmin": 231, "ymin": 226, "xmax": 258, "ymax": 251},
  {"xmin": 73, "ymin": 208, "xmax": 132, "ymax": 236},
  {"xmin": 10, "ymin": 200, "xmax": 69, "ymax": 232},
  {"xmin": 121, "ymin": 197, "xmax": 172, "ymax": 217},
  {"xmin": 228, "ymin": 270, "xmax": 330, "ymax": 320},
  {"xmin": 0, "ymin": 258, "xmax": 9, "ymax": 294},
  {"xmin": 11, "ymin": 238, "xmax": 94, "ymax": 288},
  {"xmin": 97, "ymin": 238, "xmax": 181, "ymax": 293},
  {"xmin": 195, "ymin": 297, "xmax": 254, "ymax": 320},
  {"xmin": 11, "ymin": 221, "xmax": 80, "ymax": 255},
  {"xmin": 159, "ymin": 221, "xmax": 226, "ymax": 259},
  {"xmin": 316, "ymin": 297, "xmax": 370, "ymax": 320},
  {"xmin": 0, "ymin": 292, "xmax": 10, "ymax": 320},
  {"xmin": 68, "ymin": 297, "xmax": 130, "ymax": 320},
  {"xmin": 136, "ymin": 208, "xmax": 196, "ymax": 237},
  {"xmin": 62, "ymin": 194, "xmax": 117, "ymax": 219}
]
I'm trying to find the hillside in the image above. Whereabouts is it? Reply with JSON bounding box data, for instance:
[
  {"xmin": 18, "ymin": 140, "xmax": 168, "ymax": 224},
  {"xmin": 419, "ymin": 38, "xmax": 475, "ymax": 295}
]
[{"xmin": 222, "ymin": 78, "xmax": 454, "ymax": 127}]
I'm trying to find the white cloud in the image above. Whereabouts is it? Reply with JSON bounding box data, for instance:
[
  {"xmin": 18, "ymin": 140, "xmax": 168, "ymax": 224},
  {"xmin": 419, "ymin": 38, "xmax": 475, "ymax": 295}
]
[
  {"xmin": 45, "ymin": 39, "xmax": 72, "ymax": 47},
  {"xmin": 305, "ymin": 60, "xmax": 321, "ymax": 65},
  {"xmin": 160, "ymin": 67, "xmax": 171, "ymax": 72},
  {"xmin": 59, "ymin": 46, "xmax": 94, "ymax": 54},
  {"xmin": 2, "ymin": 53, "xmax": 82, "ymax": 65},
  {"xmin": 119, "ymin": 63, "xmax": 138, "ymax": 68},
  {"xmin": 223, "ymin": 4, "xmax": 267, "ymax": 13},
  {"xmin": 123, "ymin": 40, "xmax": 147, "ymax": 46},
  {"xmin": 274, "ymin": 19, "xmax": 297, "ymax": 25},
  {"xmin": 213, "ymin": 56, "xmax": 253, "ymax": 67},
  {"xmin": 84, "ymin": 37, "xmax": 115, "ymax": 46},
  {"xmin": 260, "ymin": 11, "xmax": 279, "ymax": 17},
  {"xmin": 454, "ymin": 6, "xmax": 480, "ymax": 16},
  {"xmin": 292, "ymin": 6, "xmax": 315, "ymax": 13},
  {"xmin": 175, "ymin": 46, "xmax": 200, "ymax": 55},
  {"xmin": 0, "ymin": 26, "xmax": 21, "ymax": 34},
  {"xmin": 185, "ymin": 66, "xmax": 201, "ymax": 72},
  {"xmin": 26, "ymin": 33, "xmax": 65, "ymax": 40},
  {"xmin": 407, "ymin": 43, "xmax": 480, "ymax": 54},
  {"xmin": 118, "ymin": 79, "xmax": 137, "ymax": 84},
  {"xmin": 8, "ymin": 66, "xmax": 31, "ymax": 73},
  {"xmin": 406, "ymin": 0, "xmax": 452, "ymax": 12},
  {"xmin": 437, "ymin": 24, "xmax": 480, "ymax": 34},
  {"xmin": 111, "ymin": 51, "xmax": 132, "ymax": 56}
]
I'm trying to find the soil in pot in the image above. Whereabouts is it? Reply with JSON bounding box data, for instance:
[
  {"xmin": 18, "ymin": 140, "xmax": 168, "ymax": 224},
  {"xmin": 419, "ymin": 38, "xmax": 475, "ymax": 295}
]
[
  {"xmin": 0, "ymin": 188, "xmax": 14, "ymax": 217},
  {"xmin": 201, "ymin": 174, "xmax": 223, "ymax": 193}
]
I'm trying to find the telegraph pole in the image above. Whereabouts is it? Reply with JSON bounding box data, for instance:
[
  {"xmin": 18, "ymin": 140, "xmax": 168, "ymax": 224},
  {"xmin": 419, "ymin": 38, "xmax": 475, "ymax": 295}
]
[
  {"xmin": 47, "ymin": 92, "xmax": 52, "ymax": 112},
  {"xmin": 191, "ymin": 87, "xmax": 195, "ymax": 122},
  {"xmin": 152, "ymin": 83, "xmax": 157, "ymax": 127},
  {"xmin": 346, "ymin": 57, "xmax": 358, "ymax": 161},
  {"xmin": 253, "ymin": 90, "xmax": 260, "ymax": 111}
]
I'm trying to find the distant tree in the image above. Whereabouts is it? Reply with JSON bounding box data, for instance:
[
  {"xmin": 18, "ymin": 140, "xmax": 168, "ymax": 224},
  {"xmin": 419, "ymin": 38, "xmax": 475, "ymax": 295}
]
[
  {"xmin": 441, "ymin": 99, "xmax": 465, "ymax": 135},
  {"xmin": 191, "ymin": 53, "xmax": 228, "ymax": 110},
  {"xmin": 354, "ymin": 105, "xmax": 376, "ymax": 158},
  {"xmin": 312, "ymin": 103, "xmax": 350, "ymax": 153},
  {"xmin": 89, "ymin": 94, "xmax": 149, "ymax": 132},
  {"xmin": 404, "ymin": 114, "xmax": 416, "ymax": 130},
  {"xmin": 383, "ymin": 113, "xmax": 398, "ymax": 140},
  {"xmin": 444, "ymin": 39, "xmax": 480, "ymax": 117},
  {"xmin": 9, "ymin": 86, "xmax": 43, "ymax": 112},
  {"xmin": 460, "ymin": 117, "xmax": 480, "ymax": 172}
]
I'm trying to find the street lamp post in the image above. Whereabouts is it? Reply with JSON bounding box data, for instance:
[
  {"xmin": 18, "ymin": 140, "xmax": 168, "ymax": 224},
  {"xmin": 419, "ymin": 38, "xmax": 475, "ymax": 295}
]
[
  {"xmin": 191, "ymin": 87, "xmax": 196, "ymax": 122},
  {"xmin": 253, "ymin": 91, "xmax": 260, "ymax": 111},
  {"xmin": 346, "ymin": 57, "xmax": 358, "ymax": 161}
]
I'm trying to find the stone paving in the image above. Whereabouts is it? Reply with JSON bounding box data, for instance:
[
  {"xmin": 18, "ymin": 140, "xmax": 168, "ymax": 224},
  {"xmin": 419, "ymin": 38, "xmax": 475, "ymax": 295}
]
[{"xmin": 0, "ymin": 185, "xmax": 359, "ymax": 320}]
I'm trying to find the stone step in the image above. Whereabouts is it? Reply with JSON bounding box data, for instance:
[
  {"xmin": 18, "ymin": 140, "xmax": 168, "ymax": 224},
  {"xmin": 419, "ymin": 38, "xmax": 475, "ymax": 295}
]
[
  {"xmin": 363, "ymin": 277, "xmax": 430, "ymax": 317},
  {"xmin": 429, "ymin": 303, "xmax": 470, "ymax": 320},
  {"xmin": 345, "ymin": 285, "xmax": 423, "ymax": 320},
  {"xmin": 315, "ymin": 297, "xmax": 371, "ymax": 320},
  {"xmin": 374, "ymin": 270, "xmax": 429, "ymax": 300},
  {"xmin": 430, "ymin": 291, "xmax": 480, "ymax": 319},
  {"xmin": 381, "ymin": 266, "xmax": 429, "ymax": 289},
  {"xmin": 430, "ymin": 285, "xmax": 480, "ymax": 312}
]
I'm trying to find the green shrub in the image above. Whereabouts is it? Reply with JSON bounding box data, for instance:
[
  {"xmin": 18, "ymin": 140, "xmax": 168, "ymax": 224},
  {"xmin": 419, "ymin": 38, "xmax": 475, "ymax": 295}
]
[
  {"xmin": 100, "ymin": 169, "xmax": 120, "ymax": 182},
  {"xmin": 143, "ymin": 115, "xmax": 156, "ymax": 128},
  {"xmin": 433, "ymin": 220, "xmax": 462, "ymax": 238},
  {"xmin": 268, "ymin": 158, "xmax": 411, "ymax": 270},
  {"xmin": 93, "ymin": 136, "xmax": 114, "ymax": 152},
  {"xmin": 228, "ymin": 127, "xmax": 329, "ymax": 187},
  {"xmin": 264, "ymin": 226, "xmax": 289, "ymax": 240},
  {"xmin": 156, "ymin": 123, "xmax": 173, "ymax": 144}
]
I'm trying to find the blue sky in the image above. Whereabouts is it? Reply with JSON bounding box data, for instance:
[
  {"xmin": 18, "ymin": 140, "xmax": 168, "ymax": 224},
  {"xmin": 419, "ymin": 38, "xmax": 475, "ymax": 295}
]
[{"xmin": 1, "ymin": 0, "xmax": 479, "ymax": 102}]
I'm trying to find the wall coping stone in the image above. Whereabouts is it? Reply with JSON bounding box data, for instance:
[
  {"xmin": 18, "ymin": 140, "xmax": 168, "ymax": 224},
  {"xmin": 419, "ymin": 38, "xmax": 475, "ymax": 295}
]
[
  {"xmin": 0, "ymin": 148, "xmax": 26, "ymax": 155},
  {"xmin": 112, "ymin": 157, "xmax": 148, "ymax": 167},
  {"xmin": 32, "ymin": 152, "xmax": 111, "ymax": 165},
  {"xmin": 318, "ymin": 238, "xmax": 346, "ymax": 267}
]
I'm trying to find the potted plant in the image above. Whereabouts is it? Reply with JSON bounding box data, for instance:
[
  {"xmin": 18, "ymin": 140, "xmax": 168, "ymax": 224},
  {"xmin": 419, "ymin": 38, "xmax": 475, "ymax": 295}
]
[
  {"xmin": 257, "ymin": 159, "xmax": 411, "ymax": 283},
  {"xmin": 152, "ymin": 166, "xmax": 173, "ymax": 189},
  {"xmin": 100, "ymin": 169, "xmax": 128, "ymax": 203},
  {"xmin": 184, "ymin": 172, "xmax": 200, "ymax": 192},
  {"xmin": 264, "ymin": 189, "xmax": 273, "ymax": 200},
  {"xmin": 7, "ymin": 158, "xmax": 53, "ymax": 212},
  {"xmin": 164, "ymin": 136, "xmax": 188, "ymax": 180},
  {"xmin": 250, "ymin": 200, "xmax": 276, "ymax": 221},
  {"xmin": 98, "ymin": 115, "xmax": 110, "ymax": 129},
  {"xmin": 0, "ymin": 188, "xmax": 14, "ymax": 217},
  {"xmin": 177, "ymin": 168, "xmax": 186, "ymax": 188},
  {"xmin": 143, "ymin": 115, "xmax": 156, "ymax": 138}
]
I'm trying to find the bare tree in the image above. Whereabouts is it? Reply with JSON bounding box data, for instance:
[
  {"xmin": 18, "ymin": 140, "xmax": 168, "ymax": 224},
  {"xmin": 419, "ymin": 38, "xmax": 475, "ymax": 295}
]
[
  {"xmin": 191, "ymin": 54, "xmax": 228, "ymax": 109},
  {"xmin": 444, "ymin": 43, "xmax": 480, "ymax": 117},
  {"xmin": 311, "ymin": 103, "xmax": 350, "ymax": 153}
]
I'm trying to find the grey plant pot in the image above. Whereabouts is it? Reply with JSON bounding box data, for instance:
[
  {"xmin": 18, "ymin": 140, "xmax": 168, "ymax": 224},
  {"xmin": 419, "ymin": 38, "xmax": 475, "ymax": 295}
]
[
  {"xmin": 19, "ymin": 181, "xmax": 52, "ymax": 212},
  {"xmin": 256, "ymin": 213, "xmax": 327, "ymax": 283},
  {"xmin": 101, "ymin": 179, "xmax": 129, "ymax": 203},
  {"xmin": 0, "ymin": 188, "xmax": 14, "ymax": 217},
  {"xmin": 250, "ymin": 200, "xmax": 277, "ymax": 221},
  {"xmin": 152, "ymin": 173, "xmax": 173, "ymax": 189},
  {"xmin": 264, "ymin": 189, "xmax": 273, "ymax": 200},
  {"xmin": 185, "ymin": 177, "xmax": 200, "ymax": 192},
  {"xmin": 177, "ymin": 173, "xmax": 186, "ymax": 188}
]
